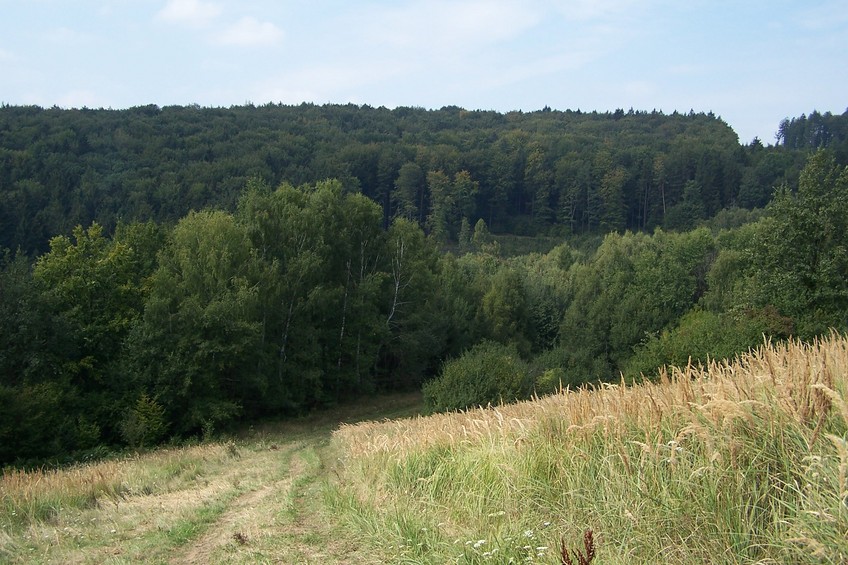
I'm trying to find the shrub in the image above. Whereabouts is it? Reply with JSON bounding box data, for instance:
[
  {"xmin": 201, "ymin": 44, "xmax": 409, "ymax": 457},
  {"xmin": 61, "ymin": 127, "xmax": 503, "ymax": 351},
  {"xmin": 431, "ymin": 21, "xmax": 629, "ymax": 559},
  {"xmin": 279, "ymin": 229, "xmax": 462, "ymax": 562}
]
[
  {"xmin": 422, "ymin": 341, "xmax": 532, "ymax": 412},
  {"xmin": 624, "ymin": 306, "xmax": 794, "ymax": 380},
  {"xmin": 534, "ymin": 367, "xmax": 565, "ymax": 396},
  {"xmin": 121, "ymin": 394, "xmax": 168, "ymax": 448}
]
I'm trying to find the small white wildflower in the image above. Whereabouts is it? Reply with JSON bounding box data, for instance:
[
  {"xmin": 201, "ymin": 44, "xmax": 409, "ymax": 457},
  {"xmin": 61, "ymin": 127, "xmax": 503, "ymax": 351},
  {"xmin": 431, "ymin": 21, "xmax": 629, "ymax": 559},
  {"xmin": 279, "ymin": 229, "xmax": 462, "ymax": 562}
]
[
  {"xmin": 542, "ymin": 521, "xmax": 551, "ymax": 528},
  {"xmin": 535, "ymin": 546, "xmax": 548, "ymax": 552},
  {"xmin": 473, "ymin": 539, "xmax": 487, "ymax": 549},
  {"xmin": 524, "ymin": 529, "xmax": 535, "ymax": 538}
]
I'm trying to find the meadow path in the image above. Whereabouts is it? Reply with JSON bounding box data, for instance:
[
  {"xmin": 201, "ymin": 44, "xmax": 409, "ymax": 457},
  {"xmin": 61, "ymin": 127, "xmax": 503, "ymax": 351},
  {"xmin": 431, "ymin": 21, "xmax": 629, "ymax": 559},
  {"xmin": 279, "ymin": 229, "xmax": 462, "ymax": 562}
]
[{"xmin": 2, "ymin": 393, "xmax": 422, "ymax": 564}]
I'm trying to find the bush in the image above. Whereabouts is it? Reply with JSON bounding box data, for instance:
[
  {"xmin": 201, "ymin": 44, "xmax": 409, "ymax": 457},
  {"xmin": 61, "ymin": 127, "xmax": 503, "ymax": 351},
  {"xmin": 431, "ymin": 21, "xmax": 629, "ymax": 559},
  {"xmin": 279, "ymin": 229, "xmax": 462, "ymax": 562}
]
[
  {"xmin": 422, "ymin": 341, "xmax": 532, "ymax": 412},
  {"xmin": 534, "ymin": 367, "xmax": 565, "ymax": 396},
  {"xmin": 121, "ymin": 394, "xmax": 168, "ymax": 448},
  {"xmin": 624, "ymin": 306, "xmax": 794, "ymax": 380}
]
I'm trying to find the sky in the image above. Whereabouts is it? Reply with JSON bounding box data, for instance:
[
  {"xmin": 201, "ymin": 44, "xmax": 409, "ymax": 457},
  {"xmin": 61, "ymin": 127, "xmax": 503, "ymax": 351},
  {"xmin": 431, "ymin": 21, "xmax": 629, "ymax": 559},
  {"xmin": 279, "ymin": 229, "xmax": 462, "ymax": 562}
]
[{"xmin": 1, "ymin": 0, "xmax": 845, "ymax": 144}]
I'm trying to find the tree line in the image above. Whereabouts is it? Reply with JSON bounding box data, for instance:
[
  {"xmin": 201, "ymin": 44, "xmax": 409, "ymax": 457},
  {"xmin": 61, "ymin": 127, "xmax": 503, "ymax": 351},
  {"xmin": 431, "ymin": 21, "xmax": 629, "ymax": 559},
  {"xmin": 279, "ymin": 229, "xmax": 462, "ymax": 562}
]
[{"xmin": 4, "ymin": 103, "xmax": 845, "ymax": 257}]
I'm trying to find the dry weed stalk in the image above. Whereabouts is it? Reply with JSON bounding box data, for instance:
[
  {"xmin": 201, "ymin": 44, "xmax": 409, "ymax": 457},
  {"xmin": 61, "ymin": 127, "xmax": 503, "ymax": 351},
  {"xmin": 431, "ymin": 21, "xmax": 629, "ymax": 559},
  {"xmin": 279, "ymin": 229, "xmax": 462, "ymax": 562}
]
[{"xmin": 560, "ymin": 529, "xmax": 595, "ymax": 565}]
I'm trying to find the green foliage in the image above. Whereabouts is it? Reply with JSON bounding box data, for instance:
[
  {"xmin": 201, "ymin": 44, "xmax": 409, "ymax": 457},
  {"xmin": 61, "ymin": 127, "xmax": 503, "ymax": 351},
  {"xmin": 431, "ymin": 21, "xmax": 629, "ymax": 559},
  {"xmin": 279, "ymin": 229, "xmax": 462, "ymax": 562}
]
[
  {"xmin": 0, "ymin": 381, "xmax": 74, "ymax": 463},
  {"xmin": 664, "ymin": 180, "xmax": 706, "ymax": 230},
  {"xmin": 422, "ymin": 341, "xmax": 532, "ymax": 412},
  {"xmin": 534, "ymin": 367, "xmax": 565, "ymax": 395},
  {"xmin": 751, "ymin": 150, "xmax": 848, "ymax": 337},
  {"xmin": 0, "ymin": 250, "xmax": 61, "ymax": 389},
  {"xmin": 121, "ymin": 394, "xmax": 168, "ymax": 448},
  {"xmin": 24, "ymin": 221, "xmax": 162, "ymax": 445},
  {"xmin": 123, "ymin": 179, "xmax": 439, "ymax": 440},
  {"xmin": 2, "ymin": 107, "xmax": 848, "ymax": 465},
  {"xmin": 1, "ymin": 103, "xmax": 797, "ymax": 256},
  {"xmin": 393, "ymin": 162, "xmax": 425, "ymax": 223},
  {"xmin": 379, "ymin": 218, "xmax": 443, "ymax": 387},
  {"xmin": 558, "ymin": 229, "xmax": 715, "ymax": 381},
  {"xmin": 472, "ymin": 218, "xmax": 500, "ymax": 256},
  {"xmin": 624, "ymin": 307, "xmax": 794, "ymax": 379},
  {"xmin": 127, "ymin": 209, "xmax": 260, "ymax": 435},
  {"xmin": 479, "ymin": 267, "xmax": 531, "ymax": 355}
]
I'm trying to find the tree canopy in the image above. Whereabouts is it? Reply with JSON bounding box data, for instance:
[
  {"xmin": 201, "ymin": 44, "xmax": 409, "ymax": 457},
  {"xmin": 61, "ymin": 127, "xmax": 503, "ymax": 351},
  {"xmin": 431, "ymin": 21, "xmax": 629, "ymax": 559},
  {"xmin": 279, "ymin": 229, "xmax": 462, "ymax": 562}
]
[{"xmin": 4, "ymin": 103, "xmax": 842, "ymax": 255}]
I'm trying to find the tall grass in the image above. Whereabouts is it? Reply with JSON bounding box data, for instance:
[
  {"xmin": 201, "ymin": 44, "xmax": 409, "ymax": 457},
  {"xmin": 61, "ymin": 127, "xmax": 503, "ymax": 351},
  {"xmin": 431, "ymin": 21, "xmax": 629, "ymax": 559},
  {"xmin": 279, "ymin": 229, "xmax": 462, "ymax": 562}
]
[
  {"xmin": 0, "ymin": 442, "xmax": 237, "ymax": 531},
  {"xmin": 331, "ymin": 334, "xmax": 848, "ymax": 563}
]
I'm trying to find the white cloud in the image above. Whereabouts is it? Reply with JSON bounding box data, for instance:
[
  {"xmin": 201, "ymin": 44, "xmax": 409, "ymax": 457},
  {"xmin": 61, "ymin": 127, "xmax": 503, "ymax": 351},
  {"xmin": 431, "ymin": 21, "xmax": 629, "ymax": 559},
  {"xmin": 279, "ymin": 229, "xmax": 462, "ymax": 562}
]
[
  {"xmin": 217, "ymin": 16, "xmax": 283, "ymax": 47},
  {"xmin": 156, "ymin": 0, "xmax": 223, "ymax": 27}
]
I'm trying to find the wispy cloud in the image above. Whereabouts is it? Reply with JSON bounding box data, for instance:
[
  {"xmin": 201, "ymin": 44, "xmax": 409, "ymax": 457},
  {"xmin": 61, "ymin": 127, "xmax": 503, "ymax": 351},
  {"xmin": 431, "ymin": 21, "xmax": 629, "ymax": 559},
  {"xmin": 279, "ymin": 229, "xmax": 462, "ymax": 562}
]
[
  {"xmin": 552, "ymin": 0, "xmax": 651, "ymax": 21},
  {"xmin": 43, "ymin": 27, "xmax": 94, "ymax": 45},
  {"xmin": 156, "ymin": 0, "xmax": 223, "ymax": 27},
  {"xmin": 359, "ymin": 0, "xmax": 540, "ymax": 52},
  {"xmin": 798, "ymin": 0, "xmax": 848, "ymax": 31},
  {"xmin": 255, "ymin": 61, "xmax": 405, "ymax": 105},
  {"xmin": 217, "ymin": 17, "xmax": 283, "ymax": 47},
  {"xmin": 57, "ymin": 89, "xmax": 105, "ymax": 109}
]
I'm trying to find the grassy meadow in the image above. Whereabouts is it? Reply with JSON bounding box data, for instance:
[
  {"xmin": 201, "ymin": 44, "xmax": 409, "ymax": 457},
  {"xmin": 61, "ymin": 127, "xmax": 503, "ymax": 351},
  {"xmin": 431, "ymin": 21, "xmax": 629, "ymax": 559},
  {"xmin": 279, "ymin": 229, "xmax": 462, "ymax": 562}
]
[
  {"xmin": 0, "ymin": 395, "xmax": 421, "ymax": 564},
  {"xmin": 331, "ymin": 335, "xmax": 848, "ymax": 563},
  {"xmin": 2, "ymin": 335, "xmax": 847, "ymax": 563}
]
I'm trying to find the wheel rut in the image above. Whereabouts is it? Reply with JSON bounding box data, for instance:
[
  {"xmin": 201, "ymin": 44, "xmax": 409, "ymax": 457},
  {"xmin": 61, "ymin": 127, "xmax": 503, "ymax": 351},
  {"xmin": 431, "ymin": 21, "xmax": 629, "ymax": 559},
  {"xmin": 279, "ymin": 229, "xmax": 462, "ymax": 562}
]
[{"xmin": 170, "ymin": 449, "xmax": 306, "ymax": 564}]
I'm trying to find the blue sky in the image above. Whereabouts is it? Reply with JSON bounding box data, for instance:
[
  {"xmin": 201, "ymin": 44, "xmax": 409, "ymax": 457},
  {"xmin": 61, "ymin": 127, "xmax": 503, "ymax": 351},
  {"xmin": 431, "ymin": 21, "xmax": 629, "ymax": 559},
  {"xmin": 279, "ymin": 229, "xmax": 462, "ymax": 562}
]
[{"xmin": 1, "ymin": 0, "xmax": 845, "ymax": 144}]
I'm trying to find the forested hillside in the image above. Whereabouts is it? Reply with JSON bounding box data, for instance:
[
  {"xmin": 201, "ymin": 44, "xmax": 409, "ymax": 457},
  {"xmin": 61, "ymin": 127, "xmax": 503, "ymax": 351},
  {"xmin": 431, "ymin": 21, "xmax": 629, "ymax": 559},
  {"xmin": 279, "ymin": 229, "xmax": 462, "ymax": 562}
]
[
  {"xmin": 1, "ymin": 104, "xmax": 847, "ymax": 465},
  {"xmin": 5, "ymin": 104, "xmax": 846, "ymax": 255}
]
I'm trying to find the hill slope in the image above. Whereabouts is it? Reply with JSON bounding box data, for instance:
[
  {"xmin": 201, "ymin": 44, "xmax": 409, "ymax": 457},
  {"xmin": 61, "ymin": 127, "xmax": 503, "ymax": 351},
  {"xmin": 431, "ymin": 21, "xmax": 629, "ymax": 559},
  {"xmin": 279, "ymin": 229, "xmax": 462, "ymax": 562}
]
[
  {"xmin": 0, "ymin": 103, "xmax": 807, "ymax": 254},
  {"xmin": 0, "ymin": 394, "xmax": 422, "ymax": 564},
  {"xmin": 3, "ymin": 336, "xmax": 847, "ymax": 563},
  {"xmin": 332, "ymin": 334, "xmax": 848, "ymax": 563}
]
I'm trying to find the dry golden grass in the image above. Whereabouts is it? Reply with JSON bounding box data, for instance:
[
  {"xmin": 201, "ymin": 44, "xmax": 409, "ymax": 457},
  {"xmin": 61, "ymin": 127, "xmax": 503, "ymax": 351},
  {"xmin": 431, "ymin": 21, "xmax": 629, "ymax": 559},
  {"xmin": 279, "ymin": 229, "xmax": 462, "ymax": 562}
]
[
  {"xmin": 1, "ymin": 443, "xmax": 236, "ymax": 528},
  {"xmin": 336, "ymin": 334, "xmax": 847, "ymax": 458},
  {"xmin": 331, "ymin": 334, "xmax": 848, "ymax": 563}
]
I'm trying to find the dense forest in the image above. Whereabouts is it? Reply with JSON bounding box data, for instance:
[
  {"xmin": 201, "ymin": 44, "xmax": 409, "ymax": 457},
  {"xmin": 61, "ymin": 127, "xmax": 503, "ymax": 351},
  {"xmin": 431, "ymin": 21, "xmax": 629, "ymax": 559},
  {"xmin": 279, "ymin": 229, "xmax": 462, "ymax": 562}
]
[
  {"xmin": 1, "ymin": 104, "xmax": 847, "ymax": 465},
  {"xmin": 5, "ymin": 103, "xmax": 848, "ymax": 256}
]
